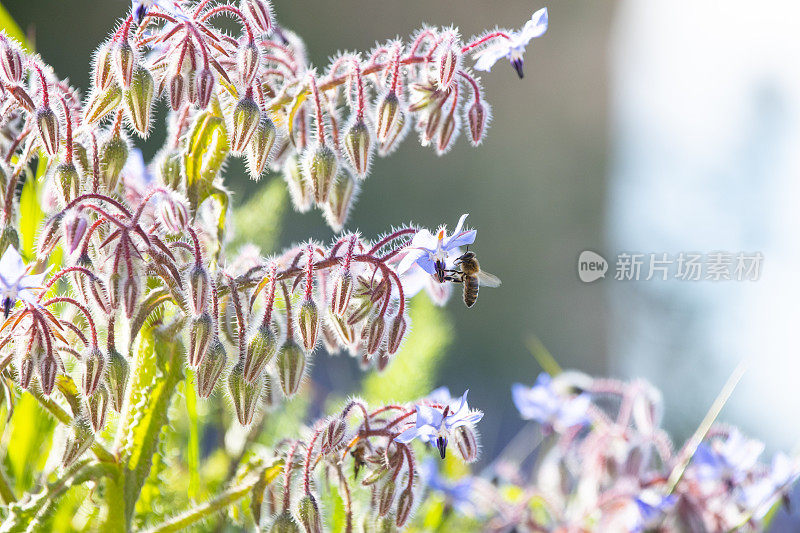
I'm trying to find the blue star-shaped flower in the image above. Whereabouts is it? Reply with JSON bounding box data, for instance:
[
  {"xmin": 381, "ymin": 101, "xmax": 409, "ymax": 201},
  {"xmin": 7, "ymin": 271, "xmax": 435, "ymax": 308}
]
[
  {"xmin": 511, "ymin": 373, "xmax": 591, "ymax": 431},
  {"xmin": 397, "ymin": 214, "xmax": 476, "ymax": 282},
  {"xmin": 473, "ymin": 8, "xmax": 548, "ymax": 78}
]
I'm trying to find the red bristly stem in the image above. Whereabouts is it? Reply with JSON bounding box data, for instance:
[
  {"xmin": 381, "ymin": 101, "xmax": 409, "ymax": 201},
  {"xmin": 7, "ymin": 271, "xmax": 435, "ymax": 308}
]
[
  {"xmin": 367, "ymin": 228, "xmax": 416, "ymax": 255},
  {"xmin": 261, "ymin": 263, "xmax": 278, "ymax": 327},
  {"xmin": 40, "ymin": 266, "xmax": 94, "ymax": 293},
  {"xmin": 42, "ymin": 297, "xmax": 97, "ymax": 345},
  {"xmin": 199, "ymin": 5, "xmax": 253, "ymax": 41},
  {"xmin": 350, "ymin": 58, "xmax": 365, "ymax": 120},
  {"xmin": 460, "ymin": 31, "xmax": 511, "ymax": 54},
  {"xmin": 281, "ymin": 282, "xmax": 294, "ymax": 340},
  {"xmin": 303, "ymin": 244, "xmax": 315, "ymax": 301},
  {"xmin": 389, "ymin": 44, "xmax": 403, "ymax": 93},
  {"xmin": 458, "ymin": 69, "xmax": 482, "ymax": 103},
  {"xmin": 282, "ymin": 440, "xmax": 301, "ymax": 511},
  {"xmin": 186, "ymin": 226, "xmax": 203, "ymax": 268},
  {"xmin": 308, "ymin": 75, "xmax": 326, "ymax": 146},
  {"xmin": 303, "ymin": 426, "xmax": 324, "ymax": 493},
  {"xmin": 30, "ymin": 62, "xmax": 49, "ymax": 107}
]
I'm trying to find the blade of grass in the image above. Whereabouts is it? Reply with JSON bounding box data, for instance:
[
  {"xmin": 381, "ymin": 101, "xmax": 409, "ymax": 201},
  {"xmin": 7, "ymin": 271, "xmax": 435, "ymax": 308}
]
[{"xmin": 526, "ymin": 335, "xmax": 561, "ymax": 376}]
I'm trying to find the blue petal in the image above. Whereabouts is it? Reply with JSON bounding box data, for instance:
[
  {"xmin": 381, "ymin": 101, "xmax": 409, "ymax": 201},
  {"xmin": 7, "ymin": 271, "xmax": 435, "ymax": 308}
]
[
  {"xmin": 395, "ymin": 427, "xmax": 420, "ymax": 444},
  {"xmin": 445, "ymin": 230, "xmax": 476, "ymax": 251},
  {"xmin": 416, "ymin": 404, "xmax": 443, "ymax": 429},
  {"xmin": 397, "ymin": 248, "xmax": 426, "ymax": 274},
  {"xmin": 414, "ymin": 254, "xmax": 437, "ymax": 276}
]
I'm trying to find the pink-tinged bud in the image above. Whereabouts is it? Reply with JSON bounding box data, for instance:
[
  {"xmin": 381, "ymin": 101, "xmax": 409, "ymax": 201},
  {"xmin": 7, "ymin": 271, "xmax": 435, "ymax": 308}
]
[
  {"xmin": 188, "ymin": 311, "xmax": 213, "ymax": 367},
  {"xmin": 366, "ymin": 315, "xmax": 385, "ymax": 354},
  {"xmin": 62, "ymin": 415, "xmax": 93, "ymax": 467},
  {"xmin": 276, "ymin": 341, "xmax": 306, "ymax": 397},
  {"xmin": 302, "ymin": 143, "xmax": 338, "ymax": 204},
  {"xmin": 197, "ymin": 336, "xmax": 227, "ymax": 398},
  {"xmin": 436, "ymin": 113, "xmax": 457, "ymax": 155},
  {"xmin": 158, "ymin": 196, "xmax": 189, "ymax": 234},
  {"xmin": 387, "ymin": 312, "xmax": 407, "ymax": 354},
  {"xmin": 454, "ymin": 425, "xmax": 479, "ymax": 463},
  {"xmin": 244, "ymin": 324, "xmax": 277, "ymax": 382},
  {"xmin": 18, "ymin": 350, "xmax": 35, "ymax": 389},
  {"xmin": 283, "ymin": 154, "xmax": 313, "ymax": 212},
  {"xmin": 408, "ymin": 83, "xmax": 441, "ymax": 113},
  {"xmin": 330, "ymin": 314, "xmax": 355, "ymax": 346},
  {"xmin": 125, "ymin": 66, "xmax": 154, "ymax": 137},
  {"xmin": 122, "ymin": 275, "xmax": 139, "ymax": 319},
  {"xmin": 63, "ymin": 213, "xmax": 88, "ymax": 255},
  {"xmin": 298, "ymin": 298, "xmax": 320, "ymax": 352},
  {"xmin": 195, "ymin": 68, "xmax": 215, "ymax": 109},
  {"xmin": 86, "ymin": 384, "xmax": 110, "ymax": 432},
  {"xmin": 0, "ymin": 41, "xmax": 23, "ymax": 84},
  {"xmin": 168, "ymin": 71, "xmax": 185, "ymax": 111},
  {"xmin": 377, "ymin": 108, "xmax": 408, "ymax": 157},
  {"xmin": 330, "ymin": 270, "xmax": 353, "ymax": 317},
  {"xmin": 8, "ymin": 85, "xmax": 35, "ymax": 111},
  {"xmin": 228, "ymin": 360, "xmax": 262, "ymax": 426},
  {"xmin": 321, "ymin": 417, "xmax": 347, "ymax": 452},
  {"xmin": 296, "ymin": 493, "xmax": 323, "ymax": 533},
  {"xmin": 242, "ymin": 0, "xmax": 273, "ymax": 33},
  {"xmin": 376, "ymin": 349, "xmax": 390, "ymax": 372},
  {"xmin": 395, "ymin": 487, "xmax": 414, "ymax": 527},
  {"xmin": 467, "ymin": 99, "xmax": 489, "ymax": 146},
  {"xmin": 54, "ymin": 163, "xmax": 80, "ymax": 206},
  {"xmin": 93, "ymin": 41, "xmax": 114, "ymax": 90},
  {"xmin": 84, "ymin": 85, "xmax": 122, "ymax": 124},
  {"xmin": 324, "ymin": 169, "xmax": 359, "ymax": 232},
  {"xmin": 187, "ymin": 266, "xmax": 211, "ymax": 316},
  {"xmin": 347, "ymin": 298, "xmax": 373, "ymax": 326},
  {"xmin": 106, "ymin": 348, "xmax": 129, "ymax": 412},
  {"xmin": 99, "ymin": 133, "xmax": 129, "ymax": 191},
  {"xmin": 38, "ymin": 213, "xmax": 64, "ymax": 258},
  {"xmin": 271, "ymin": 511, "xmax": 300, "ymax": 533},
  {"xmin": 231, "ymin": 96, "xmax": 261, "ymax": 154},
  {"xmin": 36, "ymin": 106, "xmax": 60, "ymax": 156},
  {"xmin": 423, "ymin": 106, "xmax": 442, "ymax": 144},
  {"xmin": 38, "ymin": 352, "xmax": 58, "ymax": 396},
  {"xmin": 82, "ymin": 346, "xmax": 106, "ymax": 397},
  {"xmin": 375, "ymin": 91, "xmax": 401, "ymax": 143},
  {"xmin": 436, "ymin": 45, "xmax": 461, "ymax": 91},
  {"xmin": 378, "ymin": 479, "xmax": 396, "ymax": 516},
  {"xmin": 114, "ymin": 39, "xmax": 135, "ymax": 87},
  {"xmin": 89, "ymin": 275, "xmax": 113, "ymax": 314},
  {"xmin": 343, "ymin": 119, "xmax": 371, "ymax": 177},
  {"xmin": 238, "ymin": 40, "xmax": 260, "ymax": 87},
  {"xmin": 246, "ymin": 116, "xmax": 277, "ymax": 180}
]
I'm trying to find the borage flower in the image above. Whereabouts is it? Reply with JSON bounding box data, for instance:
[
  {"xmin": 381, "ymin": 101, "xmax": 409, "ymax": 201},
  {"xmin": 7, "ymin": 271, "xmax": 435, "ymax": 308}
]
[
  {"xmin": 398, "ymin": 214, "xmax": 476, "ymax": 282},
  {"xmin": 512, "ymin": 372, "xmax": 590, "ymax": 432},
  {"xmin": 395, "ymin": 389, "xmax": 483, "ymax": 459},
  {"xmin": 691, "ymin": 429, "xmax": 765, "ymax": 485},
  {"xmin": 0, "ymin": 246, "xmax": 47, "ymax": 317},
  {"xmin": 420, "ymin": 459, "xmax": 477, "ymax": 515},
  {"xmin": 473, "ymin": 7, "xmax": 548, "ymax": 78}
]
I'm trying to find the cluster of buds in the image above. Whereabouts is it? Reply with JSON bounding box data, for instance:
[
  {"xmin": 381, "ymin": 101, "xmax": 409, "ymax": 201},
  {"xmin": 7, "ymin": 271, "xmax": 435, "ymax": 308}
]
[{"xmin": 255, "ymin": 391, "xmax": 483, "ymax": 531}]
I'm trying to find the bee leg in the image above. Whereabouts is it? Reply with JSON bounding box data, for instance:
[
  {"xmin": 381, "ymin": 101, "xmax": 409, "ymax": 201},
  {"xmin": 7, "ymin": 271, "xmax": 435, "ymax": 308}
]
[{"xmin": 444, "ymin": 274, "xmax": 463, "ymax": 283}]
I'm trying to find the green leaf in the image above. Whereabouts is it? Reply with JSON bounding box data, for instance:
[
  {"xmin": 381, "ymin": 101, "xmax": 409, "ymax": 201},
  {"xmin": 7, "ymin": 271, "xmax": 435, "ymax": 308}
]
[
  {"xmin": 184, "ymin": 371, "xmax": 200, "ymax": 501},
  {"xmin": 18, "ymin": 168, "xmax": 44, "ymax": 259},
  {"xmin": 183, "ymin": 108, "xmax": 229, "ymax": 213},
  {"xmin": 0, "ymin": 2, "xmax": 29, "ymax": 51},
  {"xmin": 6, "ymin": 393, "xmax": 55, "ymax": 494},
  {"xmin": 231, "ymin": 177, "xmax": 287, "ymax": 253}
]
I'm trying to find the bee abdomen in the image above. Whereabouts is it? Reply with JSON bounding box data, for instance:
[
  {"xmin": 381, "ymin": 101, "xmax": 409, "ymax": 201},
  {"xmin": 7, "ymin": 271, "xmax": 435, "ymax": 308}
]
[{"xmin": 463, "ymin": 276, "xmax": 479, "ymax": 308}]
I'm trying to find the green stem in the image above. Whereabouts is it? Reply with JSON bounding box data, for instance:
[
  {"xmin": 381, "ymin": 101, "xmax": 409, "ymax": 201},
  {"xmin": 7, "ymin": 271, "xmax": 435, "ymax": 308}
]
[{"xmin": 0, "ymin": 465, "xmax": 16, "ymax": 504}]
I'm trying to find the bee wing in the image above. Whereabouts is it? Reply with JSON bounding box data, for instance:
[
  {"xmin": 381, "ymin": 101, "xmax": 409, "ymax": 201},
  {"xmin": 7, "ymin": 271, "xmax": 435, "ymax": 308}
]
[{"xmin": 476, "ymin": 270, "xmax": 501, "ymax": 288}]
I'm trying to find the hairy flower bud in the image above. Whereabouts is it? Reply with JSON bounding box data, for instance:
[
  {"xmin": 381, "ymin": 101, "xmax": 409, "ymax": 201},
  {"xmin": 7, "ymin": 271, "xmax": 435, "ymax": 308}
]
[
  {"xmin": 271, "ymin": 510, "xmax": 300, "ymax": 533},
  {"xmin": 93, "ymin": 41, "xmax": 114, "ymax": 90},
  {"xmin": 243, "ymin": 0, "xmax": 273, "ymax": 33},
  {"xmin": 54, "ymin": 162, "xmax": 80, "ymax": 206},
  {"xmin": 37, "ymin": 214, "xmax": 63, "ymax": 258},
  {"xmin": 377, "ymin": 108, "xmax": 408, "ymax": 156},
  {"xmin": 36, "ymin": 106, "xmax": 60, "ymax": 156},
  {"xmin": 158, "ymin": 149, "xmax": 182, "ymax": 188},
  {"xmin": 63, "ymin": 212, "xmax": 88, "ymax": 255},
  {"xmin": 247, "ymin": 116, "xmax": 277, "ymax": 179},
  {"xmin": 423, "ymin": 106, "xmax": 443, "ymax": 144},
  {"xmin": 18, "ymin": 349, "xmax": 35, "ymax": 390},
  {"xmin": 231, "ymin": 96, "xmax": 261, "ymax": 154},
  {"xmin": 82, "ymin": 346, "xmax": 106, "ymax": 397},
  {"xmin": 378, "ymin": 479, "xmax": 396, "ymax": 516},
  {"xmin": 436, "ymin": 112, "xmax": 457, "ymax": 155},
  {"xmin": 238, "ymin": 40, "xmax": 260, "ymax": 86},
  {"xmin": 106, "ymin": 348, "xmax": 129, "ymax": 412},
  {"xmin": 228, "ymin": 360, "xmax": 262, "ymax": 425},
  {"xmin": 321, "ymin": 417, "xmax": 347, "ymax": 452},
  {"xmin": 197, "ymin": 336, "xmax": 227, "ymax": 398},
  {"xmin": 188, "ymin": 311, "xmax": 213, "ymax": 367},
  {"xmin": 38, "ymin": 352, "xmax": 58, "ymax": 396},
  {"xmin": 114, "ymin": 39, "xmax": 135, "ymax": 87},
  {"xmin": 376, "ymin": 348, "xmax": 390, "ymax": 372},
  {"xmin": 62, "ymin": 414, "xmax": 93, "ymax": 467},
  {"xmin": 283, "ymin": 154, "xmax": 312, "ymax": 212},
  {"xmin": 100, "ymin": 133, "xmax": 129, "ymax": 190},
  {"xmin": 195, "ymin": 67, "xmax": 215, "ymax": 109},
  {"xmin": 467, "ymin": 99, "xmax": 489, "ymax": 146},
  {"xmin": 125, "ymin": 65, "xmax": 154, "ymax": 137},
  {"xmin": 387, "ymin": 312, "xmax": 407, "ymax": 354},
  {"xmin": 84, "ymin": 84, "xmax": 122, "ymax": 124},
  {"xmin": 436, "ymin": 45, "xmax": 461, "ymax": 91},
  {"xmin": 454, "ymin": 425, "xmax": 479, "ymax": 463},
  {"xmin": 330, "ymin": 314, "xmax": 355, "ymax": 346},
  {"xmin": 7, "ymin": 85, "xmax": 34, "ymax": 111},
  {"xmin": 89, "ymin": 274, "xmax": 113, "ymax": 314},
  {"xmin": 86, "ymin": 384, "xmax": 110, "ymax": 432},
  {"xmin": 298, "ymin": 298, "xmax": 320, "ymax": 352},
  {"xmin": 343, "ymin": 118, "xmax": 371, "ymax": 177},
  {"xmin": 303, "ymin": 143, "xmax": 338, "ymax": 204},
  {"xmin": 186, "ymin": 265, "xmax": 211, "ymax": 315},
  {"xmin": 168, "ymin": 71, "xmax": 185, "ymax": 111},
  {"xmin": 296, "ymin": 493, "xmax": 323, "ymax": 533},
  {"xmin": 0, "ymin": 40, "xmax": 23, "ymax": 84},
  {"xmin": 122, "ymin": 275, "xmax": 139, "ymax": 319},
  {"xmin": 158, "ymin": 197, "xmax": 189, "ymax": 235},
  {"xmin": 376, "ymin": 91, "xmax": 402, "ymax": 143},
  {"xmin": 245, "ymin": 324, "xmax": 278, "ymax": 382},
  {"xmin": 395, "ymin": 487, "xmax": 414, "ymax": 527},
  {"xmin": 366, "ymin": 315, "xmax": 386, "ymax": 354},
  {"xmin": 330, "ymin": 270, "xmax": 353, "ymax": 317},
  {"xmin": 324, "ymin": 169, "xmax": 359, "ymax": 232},
  {"xmin": 277, "ymin": 341, "xmax": 306, "ymax": 397}
]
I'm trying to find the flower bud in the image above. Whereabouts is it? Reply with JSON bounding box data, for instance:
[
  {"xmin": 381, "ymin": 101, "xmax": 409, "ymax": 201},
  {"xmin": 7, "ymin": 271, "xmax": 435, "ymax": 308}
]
[
  {"xmin": 125, "ymin": 65, "xmax": 154, "ymax": 137},
  {"xmin": 436, "ymin": 112, "xmax": 457, "ymax": 155},
  {"xmin": 467, "ymin": 99, "xmax": 489, "ymax": 146},
  {"xmin": 243, "ymin": 0, "xmax": 273, "ymax": 33},
  {"xmin": 158, "ymin": 149, "xmax": 182, "ymax": 188},
  {"xmin": 36, "ymin": 106, "xmax": 60, "ymax": 156},
  {"xmin": 376, "ymin": 91, "xmax": 402, "ymax": 143},
  {"xmin": 378, "ymin": 479, "xmax": 396, "ymax": 516},
  {"xmin": 408, "ymin": 83, "xmax": 442, "ymax": 113},
  {"xmin": 158, "ymin": 196, "xmax": 189, "ymax": 234},
  {"xmin": 18, "ymin": 350, "xmax": 35, "ymax": 389},
  {"xmin": 62, "ymin": 414, "xmax": 93, "ymax": 467},
  {"xmin": 38, "ymin": 352, "xmax": 58, "ymax": 396},
  {"xmin": 82, "ymin": 346, "xmax": 106, "ymax": 397},
  {"xmin": 271, "ymin": 511, "xmax": 300, "ymax": 533},
  {"xmin": 323, "ymin": 169, "xmax": 359, "ymax": 233},
  {"xmin": 0, "ymin": 40, "xmax": 23, "ymax": 84},
  {"xmin": 330, "ymin": 314, "xmax": 355, "ymax": 346},
  {"xmin": 186, "ymin": 266, "xmax": 210, "ymax": 316},
  {"xmin": 89, "ymin": 274, "xmax": 113, "ymax": 314},
  {"xmin": 168, "ymin": 71, "xmax": 185, "ymax": 111},
  {"xmin": 347, "ymin": 298, "xmax": 373, "ymax": 326},
  {"xmin": 244, "ymin": 324, "xmax": 278, "ymax": 382},
  {"xmin": 63, "ymin": 212, "xmax": 88, "ymax": 255},
  {"xmin": 238, "ymin": 40, "xmax": 260, "ymax": 87},
  {"xmin": 231, "ymin": 96, "xmax": 261, "ymax": 154},
  {"xmin": 247, "ymin": 116, "xmax": 277, "ymax": 179},
  {"xmin": 86, "ymin": 384, "xmax": 110, "ymax": 432},
  {"xmin": 395, "ymin": 487, "xmax": 414, "ymax": 527},
  {"xmin": 376, "ymin": 349, "xmax": 390, "ymax": 372},
  {"xmin": 84, "ymin": 84, "xmax": 123, "ymax": 124},
  {"xmin": 37, "ymin": 214, "xmax": 62, "ymax": 258},
  {"xmin": 93, "ymin": 41, "xmax": 114, "ymax": 90},
  {"xmin": 295, "ymin": 493, "xmax": 323, "ymax": 533},
  {"xmin": 283, "ymin": 154, "xmax": 313, "ymax": 212},
  {"xmin": 454, "ymin": 425, "xmax": 479, "ymax": 463},
  {"xmin": 54, "ymin": 162, "xmax": 80, "ymax": 206},
  {"xmin": 114, "ymin": 39, "xmax": 135, "ymax": 87},
  {"xmin": 276, "ymin": 341, "xmax": 306, "ymax": 397},
  {"xmin": 423, "ymin": 106, "xmax": 442, "ymax": 144},
  {"xmin": 298, "ymin": 298, "xmax": 320, "ymax": 352},
  {"xmin": 302, "ymin": 143, "xmax": 338, "ymax": 204},
  {"xmin": 386, "ymin": 312, "xmax": 407, "ymax": 355},
  {"xmin": 228, "ymin": 360, "xmax": 263, "ymax": 426},
  {"xmin": 122, "ymin": 275, "xmax": 139, "ymax": 319},
  {"xmin": 197, "ymin": 336, "xmax": 227, "ymax": 398},
  {"xmin": 321, "ymin": 417, "xmax": 347, "ymax": 452},
  {"xmin": 377, "ymin": 108, "xmax": 408, "ymax": 156},
  {"xmin": 436, "ymin": 45, "xmax": 461, "ymax": 91},
  {"xmin": 330, "ymin": 270, "xmax": 353, "ymax": 317},
  {"xmin": 195, "ymin": 67, "xmax": 215, "ymax": 109},
  {"xmin": 100, "ymin": 133, "xmax": 129, "ymax": 191},
  {"xmin": 343, "ymin": 118, "xmax": 371, "ymax": 177},
  {"xmin": 366, "ymin": 315, "xmax": 386, "ymax": 354},
  {"xmin": 106, "ymin": 347, "xmax": 129, "ymax": 412},
  {"xmin": 188, "ymin": 311, "xmax": 213, "ymax": 367}
]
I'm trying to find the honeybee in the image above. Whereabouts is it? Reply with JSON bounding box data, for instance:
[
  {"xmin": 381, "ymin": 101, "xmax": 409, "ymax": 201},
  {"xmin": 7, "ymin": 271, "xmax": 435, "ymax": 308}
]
[{"xmin": 448, "ymin": 251, "xmax": 501, "ymax": 307}]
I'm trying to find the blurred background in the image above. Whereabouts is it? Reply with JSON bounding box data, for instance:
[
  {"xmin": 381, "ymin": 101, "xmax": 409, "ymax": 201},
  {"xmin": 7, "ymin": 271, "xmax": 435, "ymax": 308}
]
[{"xmin": 5, "ymin": 0, "xmax": 799, "ymax": 465}]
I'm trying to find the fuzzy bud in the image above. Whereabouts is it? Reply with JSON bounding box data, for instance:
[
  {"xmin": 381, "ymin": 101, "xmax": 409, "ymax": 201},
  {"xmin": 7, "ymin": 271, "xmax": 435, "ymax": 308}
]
[
  {"xmin": 18, "ymin": 350, "xmax": 34, "ymax": 390},
  {"xmin": 436, "ymin": 45, "xmax": 461, "ymax": 91},
  {"xmin": 158, "ymin": 196, "xmax": 189, "ymax": 234},
  {"xmin": 244, "ymin": 324, "xmax": 278, "ymax": 382},
  {"xmin": 247, "ymin": 116, "xmax": 277, "ymax": 179},
  {"xmin": 231, "ymin": 96, "xmax": 261, "ymax": 154},
  {"xmin": 377, "ymin": 108, "xmax": 407, "ymax": 156},
  {"xmin": 454, "ymin": 425, "xmax": 479, "ymax": 463},
  {"xmin": 86, "ymin": 384, "xmax": 110, "ymax": 432},
  {"xmin": 122, "ymin": 275, "xmax": 139, "ymax": 319},
  {"xmin": 283, "ymin": 154, "xmax": 313, "ymax": 212},
  {"xmin": 93, "ymin": 41, "xmax": 114, "ymax": 90},
  {"xmin": 366, "ymin": 315, "xmax": 386, "ymax": 354},
  {"xmin": 114, "ymin": 39, "xmax": 135, "ymax": 87},
  {"xmin": 271, "ymin": 511, "xmax": 300, "ymax": 533},
  {"xmin": 376, "ymin": 349, "xmax": 391, "ymax": 372},
  {"xmin": 188, "ymin": 311, "xmax": 213, "ymax": 367},
  {"xmin": 197, "ymin": 336, "xmax": 227, "ymax": 398},
  {"xmin": 99, "ymin": 133, "xmax": 129, "ymax": 190},
  {"xmin": 63, "ymin": 212, "xmax": 88, "ymax": 255},
  {"xmin": 238, "ymin": 40, "xmax": 260, "ymax": 87},
  {"xmin": 302, "ymin": 143, "xmax": 338, "ymax": 204},
  {"xmin": 89, "ymin": 275, "xmax": 113, "ymax": 314},
  {"xmin": 467, "ymin": 99, "xmax": 489, "ymax": 146},
  {"xmin": 330, "ymin": 314, "xmax": 355, "ymax": 346},
  {"xmin": 324, "ymin": 169, "xmax": 359, "ymax": 232},
  {"xmin": 36, "ymin": 106, "xmax": 60, "ymax": 156},
  {"xmin": 195, "ymin": 68, "xmax": 215, "ymax": 109},
  {"xmin": 395, "ymin": 487, "xmax": 414, "ymax": 527},
  {"xmin": 38, "ymin": 352, "xmax": 58, "ymax": 396},
  {"xmin": 243, "ymin": 0, "xmax": 273, "ymax": 33},
  {"xmin": 106, "ymin": 348, "xmax": 129, "ymax": 412},
  {"xmin": 298, "ymin": 298, "xmax": 320, "ymax": 352},
  {"xmin": 125, "ymin": 65, "xmax": 154, "ymax": 137},
  {"xmin": 168, "ymin": 71, "xmax": 185, "ymax": 111},
  {"xmin": 158, "ymin": 149, "xmax": 182, "ymax": 188},
  {"xmin": 330, "ymin": 270, "xmax": 353, "ymax": 317},
  {"xmin": 84, "ymin": 85, "xmax": 122, "ymax": 124},
  {"xmin": 378, "ymin": 479, "xmax": 396, "ymax": 516},
  {"xmin": 423, "ymin": 106, "xmax": 443, "ymax": 144},
  {"xmin": 321, "ymin": 417, "xmax": 347, "ymax": 452},
  {"xmin": 228, "ymin": 360, "xmax": 262, "ymax": 426},
  {"xmin": 296, "ymin": 493, "xmax": 323, "ymax": 533},
  {"xmin": 186, "ymin": 265, "xmax": 211, "ymax": 315},
  {"xmin": 0, "ymin": 226, "xmax": 19, "ymax": 257},
  {"xmin": 37, "ymin": 214, "xmax": 63, "ymax": 258},
  {"xmin": 343, "ymin": 119, "xmax": 371, "ymax": 177},
  {"xmin": 436, "ymin": 113, "xmax": 457, "ymax": 155},
  {"xmin": 276, "ymin": 341, "xmax": 306, "ymax": 397},
  {"xmin": 387, "ymin": 312, "xmax": 407, "ymax": 355},
  {"xmin": 54, "ymin": 163, "xmax": 80, "ymax": 206},
  {"xmin": 0, "ymin": 40, "xmax": 23, "ymax": 84},
  {"xmin": 376, "ymin": 91, "xmax": 401, "ymax": 143},
  {"xmin": 62, "ymin": 415, "xmax": 93, "ymax": 467},
  {"xmin": 82, "ymin": 346, "xmax": 106, "ymax": 397}
]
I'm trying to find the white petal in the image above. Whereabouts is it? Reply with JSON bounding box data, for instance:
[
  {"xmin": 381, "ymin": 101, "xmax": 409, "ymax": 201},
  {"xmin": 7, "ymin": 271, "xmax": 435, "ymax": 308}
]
[
  {"xmin": 516, "ymin": 7, "xmax": 549, "ymax": 47},
  {"xmin": 473, "ymin": 45, "xmax": 510, "ymax": 72},
  {"xmin": 0, "ymin": 247, "xmax": 26, "ymax": 285}
]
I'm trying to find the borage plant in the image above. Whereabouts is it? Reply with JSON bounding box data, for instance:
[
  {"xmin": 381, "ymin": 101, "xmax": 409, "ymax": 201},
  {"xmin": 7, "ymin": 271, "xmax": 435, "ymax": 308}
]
[{"xmin": 0, "ymin": 0, "xmax": 547, "ymax": 531}]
